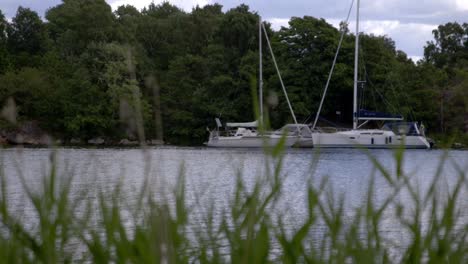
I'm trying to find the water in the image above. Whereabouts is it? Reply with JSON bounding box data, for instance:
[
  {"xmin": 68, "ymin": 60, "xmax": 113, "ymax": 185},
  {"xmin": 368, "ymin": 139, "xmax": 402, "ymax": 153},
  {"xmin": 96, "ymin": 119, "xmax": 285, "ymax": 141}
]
[{"xmin": 1, "ymin": 147, "xmax": 467, "ymax": 256}]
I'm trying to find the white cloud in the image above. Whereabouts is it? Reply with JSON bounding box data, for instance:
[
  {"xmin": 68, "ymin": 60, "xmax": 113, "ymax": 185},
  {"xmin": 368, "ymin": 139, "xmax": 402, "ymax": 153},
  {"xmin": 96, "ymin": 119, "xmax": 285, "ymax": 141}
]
[
  {"xmin": 360, "ymin": 21, "xmax": 437, "ymax": 58},
  {"xmin": 345, "ymin": 20, "xmax": 436, "ymax": 55},
  {"xmin": 2, "ymin": 0, "xmax": 463, "ymax": 59},
  {"xmin": 455, "ymin": 0, "xmax": 468, "ymax": 11},
  {"xmin": 330, "ymin": 19, "xmax": 437, "ymax": 58},
  {"xmin": 360, "ymin": 20, "xmax": 400, "ymax": 36},
  {"xmin": 409, "ymin": 55, "xmax": 423, "ymax": 63},
  {"xmin": 326, "ymin": 19, "xmax": 401, "ymax": 36},
  {"xmin": 108, "ymin": 0, "xmax": 210, "ymax": 11},
  {"xmin": 268, "ymin": 17, "xmax": 438, "ymax": 59},
  {"xmin": 267, "ymin": 18, "xmax": 289, "ymax": 31}
]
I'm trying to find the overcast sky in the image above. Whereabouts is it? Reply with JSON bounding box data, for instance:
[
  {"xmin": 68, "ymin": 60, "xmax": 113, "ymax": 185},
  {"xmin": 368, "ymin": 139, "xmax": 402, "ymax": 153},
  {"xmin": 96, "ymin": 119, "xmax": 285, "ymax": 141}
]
[{"xmin": 2, "ymin": 0, "xmax": 468, "ymax": 61}]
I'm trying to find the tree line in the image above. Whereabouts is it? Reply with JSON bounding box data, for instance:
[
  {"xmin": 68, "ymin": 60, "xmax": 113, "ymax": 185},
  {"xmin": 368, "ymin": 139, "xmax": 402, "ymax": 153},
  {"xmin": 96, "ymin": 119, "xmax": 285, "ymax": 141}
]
[{"xmin": 0, "ymin": 1, "xmax": 466, "ymax": 145}]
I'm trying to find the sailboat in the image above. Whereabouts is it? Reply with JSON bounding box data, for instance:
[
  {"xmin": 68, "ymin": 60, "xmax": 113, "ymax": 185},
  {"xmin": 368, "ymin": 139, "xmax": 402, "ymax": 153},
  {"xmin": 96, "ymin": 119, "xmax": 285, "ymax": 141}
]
[
  {"xmin": 206, "ymin": 18, "xmax": 313, "ymax": 148},
  {"xmin": 311, "ymin": 0, "xmax": 431, "ymax": 149}
]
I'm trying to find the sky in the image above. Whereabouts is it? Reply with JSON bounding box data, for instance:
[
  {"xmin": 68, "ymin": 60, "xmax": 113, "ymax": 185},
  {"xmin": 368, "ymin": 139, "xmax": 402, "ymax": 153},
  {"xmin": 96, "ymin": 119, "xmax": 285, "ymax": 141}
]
[{"xmin": 2, "ymin": 0, "xmax": 468, "ymax": 62}]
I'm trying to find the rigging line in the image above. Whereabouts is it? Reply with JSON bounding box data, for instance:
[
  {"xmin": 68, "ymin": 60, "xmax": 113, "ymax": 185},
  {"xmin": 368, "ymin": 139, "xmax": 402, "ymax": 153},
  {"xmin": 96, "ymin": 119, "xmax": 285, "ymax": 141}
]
[
  {"xmin": 403, "ymin": 89, "xmax": 417, "ymax": 121},
  {"xmin": 389, "ymin": 74, "xmax": 414, "ymax": 120},
  {"xmin": 361, "ymin": 54, "xmax": 398, "ymax": 114},
  {"xmin": 359, "ymin": 45, "xmax": 376, "ymax": 111},
  {"xmin": 380, "ymin": 60, "xmax": 417, "ymax": 121},
  {"xmin": 390, "ymin": 79, "xmax": 416, "ymax": 121},
  {"xmin": 359, "ymin": 42, "xmax": 402, "ymax": 115},
  {"xmin": 358, "ymin": 40, "xmax": 366, "ymax": 111},
  {"xmin": 369, "ymin": 76, "xmax": 379, "ymax": 112},
  {"xmin": 311, "ymin": 0, "xmax": 355, "ymax": 130},
  {"xmin": 262, "ymin": 23, "xmax": 299, "ymax": 128},
  {"xmin": 358, "ymin": 82, "xmax": 364, "ymax": 111},
  {"xmin": 360, "ymin": 52, "xmax": 379, "ymax": 111},
  {"xmin": 379, "ymin": 65, "xmax": 403, "ymax": 115},
  {"xmin": 318, "ymin": 116, "xmax": 341, "ymax": 128},
  {"xmin": 388, "ymin": 79, "xmax": 404, "ymax": 116},
  {"xmin": 368, "ymin": 76, "xmax": 397, "ymax": 114}
]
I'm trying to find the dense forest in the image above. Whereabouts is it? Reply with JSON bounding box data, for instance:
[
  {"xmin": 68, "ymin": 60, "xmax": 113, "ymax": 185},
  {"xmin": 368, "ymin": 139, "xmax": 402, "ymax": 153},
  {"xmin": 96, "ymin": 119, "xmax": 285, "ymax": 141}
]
[{"xmin": 0, "ymin": 1, "xmax": 466, "ymax": 145}]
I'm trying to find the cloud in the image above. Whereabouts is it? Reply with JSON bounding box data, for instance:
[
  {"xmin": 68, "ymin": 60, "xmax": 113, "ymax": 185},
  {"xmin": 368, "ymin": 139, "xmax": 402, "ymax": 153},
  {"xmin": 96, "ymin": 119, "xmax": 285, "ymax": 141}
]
[
  {"xmin": 268, "ymin": 16, "xmax": 437, "ymax": 58},
  {"xmin": 1, "ymin": 0, "xmax": 465, "ymax": 59},
  {"xmin": 376, "ymin": 22, "xmax": 436, "ymax": 57},
  {"xmin": 268, "ymin": 18, "xmax": 289, "ymax": 31},
  {"xmin": 214, "ymin": 0, "xmax": 468, "ymax": 24},
  {"xmin": 109, "ymin": 0, "xmax": 150, "ymax": 10},
  {"xmin": 329, "ymin": 19, "xmax": 437, "ymax": 57},
  {"xmin": 455, "ymin": 0, "xmax": 468, "ymax": 11},
  {"xmin": 1, "ymin": 0, "xmax": 61, "ymax": 19},
  {"xmin": 409, "ymin": 55, "xmax": 423, "ymax": 63}
]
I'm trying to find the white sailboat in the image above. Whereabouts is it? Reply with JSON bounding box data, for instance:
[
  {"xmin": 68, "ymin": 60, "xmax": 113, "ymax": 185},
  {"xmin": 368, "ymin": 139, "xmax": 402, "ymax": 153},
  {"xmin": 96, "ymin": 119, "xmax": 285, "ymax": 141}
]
[
  {"xmin": 311, "ymin": 0, "xmax": 431, "ymax": 149},
  {"xmin": 206, "ymin": 18, "xmax": 313, "ymax": 148},
  {"xmin": 206, "ymin": 119, "xmax": 304, "ymax": 148}
]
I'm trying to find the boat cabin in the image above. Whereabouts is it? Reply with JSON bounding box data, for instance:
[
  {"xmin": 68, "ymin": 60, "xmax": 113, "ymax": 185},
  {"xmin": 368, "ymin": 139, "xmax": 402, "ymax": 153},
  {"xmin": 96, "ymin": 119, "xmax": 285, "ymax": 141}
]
[{"xmin": 382, "ymin": 122, "xmax": 424, "ymax": 136}]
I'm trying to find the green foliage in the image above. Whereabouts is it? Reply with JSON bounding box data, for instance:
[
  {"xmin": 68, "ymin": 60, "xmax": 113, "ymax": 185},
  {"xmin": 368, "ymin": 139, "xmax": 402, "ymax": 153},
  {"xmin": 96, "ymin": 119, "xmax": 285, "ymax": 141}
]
[
  {"xmin": 7, "ymin": 7, "xmax": 48, "ymax": 55},
  {"xmin": 6, "ymin": 7, "xmax": 48, "ymax": 68},
  {"xmin": 423, "ymin": 22, "xmax": 468, "ymax": 136},
  {"xmin": 46, "ymin": 0, "xmax": 118, "ymax": 55},
  {"xmin": 0, "ymin": 68, "xmax": 56, "ymax": 121},
  {"xmin": 424, "ymin": 22, "xmax": 468, "ymax": 68},
  {"xmin": 0, "ymin": 2, "xmax": 465, "ymax": 144},
  {"xmin": 0, "ymin": 10, "xmax": 9, "ymax": 74},
  {"xmin": 114, "ymin": 5, "xmax": 141, "ymax": 44},
  {"xmin": 271, "ymin": 17, "xmax": 345, "ymax": 124}
]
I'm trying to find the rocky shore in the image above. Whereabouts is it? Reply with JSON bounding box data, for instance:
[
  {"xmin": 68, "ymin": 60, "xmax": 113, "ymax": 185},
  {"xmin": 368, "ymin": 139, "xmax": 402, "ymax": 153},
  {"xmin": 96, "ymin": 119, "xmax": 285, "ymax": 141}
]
[
  {"xmin": 0, "ymin": 122, "xmax": 465, "ymax": 149},
  {"xmin": 0, "ymin": 122, "xmax": 164, "ymax": 147}
]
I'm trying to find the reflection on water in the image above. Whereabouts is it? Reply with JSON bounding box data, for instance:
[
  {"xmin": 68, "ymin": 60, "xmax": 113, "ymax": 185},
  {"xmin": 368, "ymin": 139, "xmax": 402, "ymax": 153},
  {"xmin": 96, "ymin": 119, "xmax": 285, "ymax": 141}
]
[{"xmin": 1, "ymin": 147, "xmax": 467, "ymax": 255}]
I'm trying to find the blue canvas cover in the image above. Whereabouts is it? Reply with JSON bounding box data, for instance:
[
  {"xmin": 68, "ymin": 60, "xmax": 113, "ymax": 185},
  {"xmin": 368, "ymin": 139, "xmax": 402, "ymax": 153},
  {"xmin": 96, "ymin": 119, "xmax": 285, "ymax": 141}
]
[{"xmin": 358, "ymin": 109, "xmax": 403, "ymax": 120}]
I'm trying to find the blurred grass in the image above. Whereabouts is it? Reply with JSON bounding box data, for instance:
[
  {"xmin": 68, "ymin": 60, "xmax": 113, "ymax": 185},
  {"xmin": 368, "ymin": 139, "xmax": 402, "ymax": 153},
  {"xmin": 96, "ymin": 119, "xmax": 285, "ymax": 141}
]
[{"xmin": 0, "ymin": 145, "xmax": 466, "ymax": 263}]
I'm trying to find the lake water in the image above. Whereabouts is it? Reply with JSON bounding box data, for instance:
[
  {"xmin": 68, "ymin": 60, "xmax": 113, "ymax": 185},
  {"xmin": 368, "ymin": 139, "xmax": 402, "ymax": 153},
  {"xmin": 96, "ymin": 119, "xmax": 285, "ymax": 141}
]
[{"xmin": 1, "ymin": 147, "xmax": 467, "ymax": 257}]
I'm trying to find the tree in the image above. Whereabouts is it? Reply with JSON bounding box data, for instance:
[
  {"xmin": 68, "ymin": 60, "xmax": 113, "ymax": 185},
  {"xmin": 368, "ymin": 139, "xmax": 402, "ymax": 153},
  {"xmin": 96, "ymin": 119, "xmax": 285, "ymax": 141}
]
[
  {"xmin": 7, "ymin": 7, "xmax": 47, "ymax": 54},
  {"xmin": 0, "ymin": 68, "xmax": 57, "ymax": 123},
  {"xmin": 0, "ymin": 10, "xmax": 7, "ymax": 46},
  {"xmin": 218, "ymin": 4, "xmax": 258, "ymax": 69},
  {"xmin": 422, "ymin": 22, "xmax": 468, "ymax": 134},
  {"xmin": 0, "ymin": 2, "xmax": 464, "ymax": 144},
  {"xmin": 189, "ymin": 4, "xmax": 223, "ymax": 54},
  {"xmin": 137, "ymin": 2, "xmax": 189, "ymax": 70},
  {"xmin": 269, "ymin": 16, "xmax": 346, "ymax": 125},
  {"xmin": 114, "ymin": 5, "xmax": 141, "ymax": 43},
  {"xmin": 46, "ymin": 0, "xmax": 117, "ymax": 55},
  {"xmin": 424, "ymin": 22, "xmax": 467, "ymax": 68},
  {"xmin": 0, "ymin": 10, "xmax": 9, "ymax": 73}
]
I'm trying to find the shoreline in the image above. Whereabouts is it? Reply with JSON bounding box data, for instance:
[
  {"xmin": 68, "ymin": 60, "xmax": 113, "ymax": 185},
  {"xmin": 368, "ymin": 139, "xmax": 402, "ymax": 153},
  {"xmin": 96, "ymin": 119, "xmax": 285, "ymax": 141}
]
[{"xmin": 0, "ymin": 143, "xmax": 465, "ymax": 150}]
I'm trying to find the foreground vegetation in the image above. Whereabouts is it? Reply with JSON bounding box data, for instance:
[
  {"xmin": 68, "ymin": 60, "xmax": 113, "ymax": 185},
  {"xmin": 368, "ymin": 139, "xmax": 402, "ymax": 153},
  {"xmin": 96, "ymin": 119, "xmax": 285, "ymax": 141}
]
[
  {"xmin": 0, "ymin": 1, "xmax": 467, "ymax": 145},
  {"xmin": 0, "ymin": 146, "xmax": 466, "ymax": 263}
]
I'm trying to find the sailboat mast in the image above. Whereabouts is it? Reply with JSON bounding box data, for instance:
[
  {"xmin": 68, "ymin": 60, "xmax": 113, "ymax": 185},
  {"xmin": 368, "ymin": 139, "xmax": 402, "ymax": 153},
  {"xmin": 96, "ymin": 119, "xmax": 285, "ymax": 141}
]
[
  {"xmin": 259, "ymin": 16, "xmax": 263, "ymax": 125},
  {"xmin": 353, "ymin": 0, "xmax": 360, "ymax": 130}
]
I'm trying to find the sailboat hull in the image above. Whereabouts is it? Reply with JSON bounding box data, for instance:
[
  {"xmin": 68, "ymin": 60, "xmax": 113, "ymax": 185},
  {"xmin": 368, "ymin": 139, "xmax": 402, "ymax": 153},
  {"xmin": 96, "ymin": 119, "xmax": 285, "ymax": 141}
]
[
  {"xmin": 312, "ymin": 130, "xmax": 430, "ymax": 149},
  {"xmin": 206, "ymin": 135, "xmax": 300, "ymax": 148}
]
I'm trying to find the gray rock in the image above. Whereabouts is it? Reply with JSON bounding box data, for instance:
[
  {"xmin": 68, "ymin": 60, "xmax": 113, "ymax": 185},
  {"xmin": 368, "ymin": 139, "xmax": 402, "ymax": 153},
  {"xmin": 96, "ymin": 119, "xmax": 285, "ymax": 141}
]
[
  {"xmin": 3, "ymin": 121, "xmax": 52, "ymax": 145},
  {"xmin": 147, "ymin": 139, "xmax": 164, "ymax": 145},
  {"xmin": 119, "ymin": 139, "xmax": 138, "ymax": 145},
  {"xmin": 36, "ymin": 134, "xmax": 52, "ymax": 145},
  {"xmin": 9, "ymin": 133, "xmax": 24, "ymax": 144},
  {"xmin": 70, "ymin": 138, "xmax": 82, "ymax": 144},
  {"xmin": 88, "ymin": 138, "xmax": 105, "ymax": 145}
]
